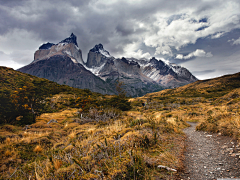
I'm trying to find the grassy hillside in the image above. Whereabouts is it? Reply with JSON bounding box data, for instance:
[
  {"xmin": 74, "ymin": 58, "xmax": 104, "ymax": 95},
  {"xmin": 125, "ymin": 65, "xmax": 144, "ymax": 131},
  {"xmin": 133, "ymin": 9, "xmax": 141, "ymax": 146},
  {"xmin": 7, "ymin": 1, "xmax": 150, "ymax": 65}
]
[
  {"xmin": 0, "ymin": 67, "xmax": 240, "ymax": 179},
  {"xmin": 0, "ymin": 66, "xmax": 130, "ymax": 125},
  {"xmin": 134, "ymin": 72, "xmax": 240, "ymax": 140}
]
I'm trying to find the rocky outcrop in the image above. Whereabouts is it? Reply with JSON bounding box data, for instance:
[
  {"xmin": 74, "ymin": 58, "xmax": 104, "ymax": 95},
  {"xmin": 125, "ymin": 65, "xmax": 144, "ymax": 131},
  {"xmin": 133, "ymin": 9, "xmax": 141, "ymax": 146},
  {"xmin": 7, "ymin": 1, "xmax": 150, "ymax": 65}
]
[
  {"xmin": 96, "ymin": 57, "xmax": 163, "ymax": 97},
  {"xmin": 86, "ymin": 44, "xmax": 113, "ymax": 68},
  {"xmin": 33, "ymin": 33, "xmax": 84, "ymax": 65}
]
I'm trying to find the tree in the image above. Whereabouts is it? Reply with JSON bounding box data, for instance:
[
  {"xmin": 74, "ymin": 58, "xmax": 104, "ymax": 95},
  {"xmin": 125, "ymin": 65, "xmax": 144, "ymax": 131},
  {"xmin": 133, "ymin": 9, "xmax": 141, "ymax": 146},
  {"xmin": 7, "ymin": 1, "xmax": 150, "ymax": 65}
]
[
  {"xmin": 115, "ymin": 80, "xmax": 126, "ymax": 98},
  {"xmin": 108, "ymin": 81, "xmax": 131, "ymax": 111},
  {"xmin": 0, "ymin": 89, "xmax": 18, "ymax": 124}
]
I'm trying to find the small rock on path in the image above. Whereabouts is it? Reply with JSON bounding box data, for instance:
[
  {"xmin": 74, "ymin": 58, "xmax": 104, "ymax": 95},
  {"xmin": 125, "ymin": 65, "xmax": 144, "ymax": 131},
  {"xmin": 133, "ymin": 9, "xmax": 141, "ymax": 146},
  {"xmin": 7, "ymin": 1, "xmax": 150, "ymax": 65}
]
[{"xmin": 180, "ymin": 122, "xmax": 240, "ymax": 180}]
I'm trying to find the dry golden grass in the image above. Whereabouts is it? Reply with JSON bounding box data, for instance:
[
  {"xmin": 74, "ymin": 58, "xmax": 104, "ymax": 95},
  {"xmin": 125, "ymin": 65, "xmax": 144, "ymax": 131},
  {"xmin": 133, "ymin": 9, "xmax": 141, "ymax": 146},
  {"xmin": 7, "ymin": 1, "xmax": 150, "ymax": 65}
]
[
  {"xmin": 2, "ymin": 72, "xmax": 240, "ymax": 179},
  {"xmin": 68, "ymin": 131, "xmax": 76, "ymax": 139},
  {"xmin": 33, "ymin": 145, "xmax": 43, "ymax": 153},
  {"xmin": 3, "ymin": 89, "xmax": 240, "ymax": 179},
  {"xmin": 54, "ymin": 159, "xmax": 62, "ymax": 170},
  {"xmin": 36, "ymin": 108, "xmax": 79, "ymax": 123},
  {"xmin": 4, "ymin": 149, "xmax": 12, "ymax": 157},
  {"xmin": 5, "ymin": 137, "xmax": 11, "ymax": 144},
  {"xmin": 0, "ymin": 105, "xmax": 188, "ymax": 179}
]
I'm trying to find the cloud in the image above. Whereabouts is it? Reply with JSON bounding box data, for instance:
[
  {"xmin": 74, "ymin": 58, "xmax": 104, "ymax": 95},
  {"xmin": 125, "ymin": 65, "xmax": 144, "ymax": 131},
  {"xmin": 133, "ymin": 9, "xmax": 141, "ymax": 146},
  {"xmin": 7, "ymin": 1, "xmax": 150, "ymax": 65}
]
[
  {"xmin": 0, "ymin": 0, "xmax": 240, "ymax": 79},
  {"xmin": 127, "ymin": 49, "xmax": 151, "ymax": 59},
  {"xmin": 176, "ymin": 49, "xmax": 213, "ymax": 60},
  {"xmin": 142, "ymin": 1, "xmax": 240, "ymax": 56},
  {"xmin": 211, "ymin": 32, "xmax": 225, "ymax": 39},
  {"xmin": 121, "ymin": 42, "xmax": 151, "ymax": 59},
  {"xmin": 0, "ymin": 51, "xmax": 23, "ymax": 69},
  {"xmin": 233, "ymin": 37, "xmax": 240, "ymax": 45},
  {"xmin": 1, "ymin": 0, "xmax": 239, "ymax": 60}
]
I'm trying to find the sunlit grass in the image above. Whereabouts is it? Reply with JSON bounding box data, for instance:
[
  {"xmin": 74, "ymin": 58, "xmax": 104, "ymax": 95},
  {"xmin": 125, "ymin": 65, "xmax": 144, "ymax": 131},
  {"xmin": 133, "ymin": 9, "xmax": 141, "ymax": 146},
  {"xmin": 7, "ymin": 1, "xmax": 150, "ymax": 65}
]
[{"xmin": 1, "ymin": 86, "xmax": 240, "ymax": 179}]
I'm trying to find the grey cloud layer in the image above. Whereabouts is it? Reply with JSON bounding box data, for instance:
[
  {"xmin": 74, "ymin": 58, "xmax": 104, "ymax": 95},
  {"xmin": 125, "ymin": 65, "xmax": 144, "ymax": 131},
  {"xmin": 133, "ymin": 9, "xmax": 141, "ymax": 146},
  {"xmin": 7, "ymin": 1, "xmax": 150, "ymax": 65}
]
[{"xmin": 0, "ymin": 0, "xmax": 240, "ymax": 79}]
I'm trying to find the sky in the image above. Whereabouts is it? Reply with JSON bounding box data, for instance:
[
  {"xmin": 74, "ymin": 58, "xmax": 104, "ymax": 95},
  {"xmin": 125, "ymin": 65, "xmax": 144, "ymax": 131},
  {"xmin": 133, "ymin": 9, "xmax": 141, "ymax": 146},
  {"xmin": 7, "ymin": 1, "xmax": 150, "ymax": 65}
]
[{"xmin": 0, "ymin": 0, "xmax": 240, "ymax": 80}]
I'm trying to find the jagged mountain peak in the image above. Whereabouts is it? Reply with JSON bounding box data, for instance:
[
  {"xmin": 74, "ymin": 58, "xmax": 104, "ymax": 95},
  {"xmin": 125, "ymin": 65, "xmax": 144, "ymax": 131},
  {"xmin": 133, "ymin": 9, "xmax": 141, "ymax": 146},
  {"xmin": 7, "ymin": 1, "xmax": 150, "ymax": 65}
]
[
  {"xmin": 38, "ymin": 33, "xmax": 78, "ymax": 50},
  {"xmin": 90, "ymin": 43, "xmax": 104, "ymax": 52},
  {"xmin": 149, "ymin": 57, "xmax": 166, "ymax": 67},
  {"xmin": 119, "ymin": 57, "xmax": 140, "ymax": 66},
  {"xmin": 149, "ymin": 57, "xmax": 158, "ymax": 63},
  {"xmin": 59, "ymin": 33, "xmax": 78, "ymax": 47},
  {"xmin": 90, "ymin": 43, "xmax": 111, "ymax": 57},
  {"xmin": 150, "ymin": 57, "xmax": 162, "ymax": 63}
]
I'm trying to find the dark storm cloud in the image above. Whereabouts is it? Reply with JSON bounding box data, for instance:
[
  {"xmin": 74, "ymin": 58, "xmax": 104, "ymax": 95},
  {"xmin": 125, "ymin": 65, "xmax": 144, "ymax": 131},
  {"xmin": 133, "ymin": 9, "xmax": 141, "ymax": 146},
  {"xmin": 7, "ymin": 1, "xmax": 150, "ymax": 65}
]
[{"xmin": 116, "ymin": 24, "xmax": 135, "ymax": 36}]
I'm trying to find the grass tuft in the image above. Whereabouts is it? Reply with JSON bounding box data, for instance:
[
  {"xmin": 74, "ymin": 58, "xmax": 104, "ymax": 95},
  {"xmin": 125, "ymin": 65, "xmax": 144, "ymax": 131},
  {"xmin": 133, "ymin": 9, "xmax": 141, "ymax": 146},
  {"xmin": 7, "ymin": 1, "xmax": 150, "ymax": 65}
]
[{"xmin": 33, "ymin": 145, "xmax": 43, "ymax": 153}]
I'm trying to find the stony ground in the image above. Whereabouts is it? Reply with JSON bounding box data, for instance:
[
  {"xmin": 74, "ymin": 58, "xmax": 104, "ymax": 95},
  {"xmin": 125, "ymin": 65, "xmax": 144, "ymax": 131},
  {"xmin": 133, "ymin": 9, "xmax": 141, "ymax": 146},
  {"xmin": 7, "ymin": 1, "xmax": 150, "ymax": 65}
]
[{"xmin": 180, "ymin": 122, "xmax": 240, "ymax": 180}]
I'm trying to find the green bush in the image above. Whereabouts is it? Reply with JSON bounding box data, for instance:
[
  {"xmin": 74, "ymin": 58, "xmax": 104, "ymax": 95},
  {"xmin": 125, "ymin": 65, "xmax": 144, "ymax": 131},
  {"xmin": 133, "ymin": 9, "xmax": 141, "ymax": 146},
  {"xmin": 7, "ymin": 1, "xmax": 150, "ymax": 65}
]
[{"xmin": 108, "ymin": 95, "xmax": 131, "ymax": 111}]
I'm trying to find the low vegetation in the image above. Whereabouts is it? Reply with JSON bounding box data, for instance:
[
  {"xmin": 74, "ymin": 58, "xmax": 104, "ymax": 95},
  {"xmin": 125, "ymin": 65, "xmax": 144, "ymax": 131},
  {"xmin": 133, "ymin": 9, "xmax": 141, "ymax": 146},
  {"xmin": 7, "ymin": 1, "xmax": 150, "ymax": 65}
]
[{"xmin": 0, "ymin": 67, "xmax": 240, "ymax": 179}]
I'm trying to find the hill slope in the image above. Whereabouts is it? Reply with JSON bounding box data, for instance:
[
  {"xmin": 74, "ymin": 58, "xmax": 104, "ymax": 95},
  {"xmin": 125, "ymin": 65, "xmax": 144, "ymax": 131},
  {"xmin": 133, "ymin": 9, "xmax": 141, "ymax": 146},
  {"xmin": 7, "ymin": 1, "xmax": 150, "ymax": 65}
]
[
  {"xmin": 143, "ymin": 72, "xmax": 240, "ymax": 99},
  {"xmin": 0, "ymin": 66, "xmax": 116, "ymax": 124}
]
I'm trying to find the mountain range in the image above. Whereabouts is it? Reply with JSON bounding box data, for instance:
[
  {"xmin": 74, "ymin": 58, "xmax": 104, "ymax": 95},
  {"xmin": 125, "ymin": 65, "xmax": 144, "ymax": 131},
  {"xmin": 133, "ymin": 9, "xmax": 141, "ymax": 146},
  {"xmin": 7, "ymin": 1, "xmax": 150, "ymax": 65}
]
[{"xmin": 18, "ymin": 33, "xmax": 198, "ymax": 97}]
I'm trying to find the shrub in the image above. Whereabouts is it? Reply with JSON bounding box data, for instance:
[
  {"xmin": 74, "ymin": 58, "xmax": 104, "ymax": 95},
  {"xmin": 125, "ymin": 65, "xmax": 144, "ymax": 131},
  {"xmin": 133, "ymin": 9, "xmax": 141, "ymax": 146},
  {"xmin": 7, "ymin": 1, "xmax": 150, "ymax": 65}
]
[{"xmin": 108, "ymin": 95, "xmax": 131, "ymax": 111}]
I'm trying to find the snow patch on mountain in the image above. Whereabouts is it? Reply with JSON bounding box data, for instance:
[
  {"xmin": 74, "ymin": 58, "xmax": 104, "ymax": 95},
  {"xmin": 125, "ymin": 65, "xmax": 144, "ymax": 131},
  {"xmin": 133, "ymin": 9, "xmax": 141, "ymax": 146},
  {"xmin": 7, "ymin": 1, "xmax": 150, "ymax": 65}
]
[
  {"xmin": 84, "ymin": 63, "xmax": 105, "ymax": 76},
  {"xmin": 169, "ymin": 63, "xmax": 182, "ymax": 74},
  {"xmin": 145, "ymin": 69, "xmax": 162, "ymax": 81},
  {"xmin": 99, "ymin": 49, "xmax": 111, "ymax": 57},
  {"xmin": 90, "ymin": 44, "xmax": 112, "ymax": 57}
]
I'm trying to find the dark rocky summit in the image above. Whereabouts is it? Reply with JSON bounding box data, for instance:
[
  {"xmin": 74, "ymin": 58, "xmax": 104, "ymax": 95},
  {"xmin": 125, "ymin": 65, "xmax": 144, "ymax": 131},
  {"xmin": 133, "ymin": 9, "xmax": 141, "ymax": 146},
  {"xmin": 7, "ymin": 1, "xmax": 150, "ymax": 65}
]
[
  {"xmin": 86, "ymin": 44, "xmax": 113, "ymax": 68},
  {"xmin": 59, "ymin": 33, "xmax": 78, "ymax": 47}
]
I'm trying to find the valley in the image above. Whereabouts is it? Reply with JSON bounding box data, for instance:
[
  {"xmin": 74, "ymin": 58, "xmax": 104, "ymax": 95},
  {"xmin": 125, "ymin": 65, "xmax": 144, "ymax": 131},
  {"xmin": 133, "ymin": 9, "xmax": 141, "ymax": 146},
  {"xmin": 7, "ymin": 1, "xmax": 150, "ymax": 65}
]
[
  {"xmin": 0, "ymin": 66, "xmax": 240, "ymax": 179},
  {"xmin": 1, "ymin": 0, "xmax": 240, "ymax": 179}
]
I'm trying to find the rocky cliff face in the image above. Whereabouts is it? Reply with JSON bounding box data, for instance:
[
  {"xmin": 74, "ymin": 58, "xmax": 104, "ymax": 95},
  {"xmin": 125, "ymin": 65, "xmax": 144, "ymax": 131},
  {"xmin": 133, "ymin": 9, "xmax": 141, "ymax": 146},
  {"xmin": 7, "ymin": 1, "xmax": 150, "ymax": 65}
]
[
  {"xmin": 95, "ymin": 57, "xmax": 163, "ymax": 97},
  {"xmin": 33, "ymin": 33, "xmax": 84, "ymax": 65},
  {"xmin": 140, "ymin": 57, "xmax": 198, "ymax": 88},
  {"xmin": 18, "ymin": 55, "xmax": 115, "ymax": 94}
]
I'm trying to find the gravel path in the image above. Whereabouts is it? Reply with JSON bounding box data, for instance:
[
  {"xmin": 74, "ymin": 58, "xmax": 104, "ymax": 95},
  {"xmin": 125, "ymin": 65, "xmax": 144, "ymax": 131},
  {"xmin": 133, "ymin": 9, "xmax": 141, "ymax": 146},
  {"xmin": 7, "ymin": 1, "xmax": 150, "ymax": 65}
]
[{"xmin": 180, "ymin": 122, "xmax": 240, "ymax": 180}]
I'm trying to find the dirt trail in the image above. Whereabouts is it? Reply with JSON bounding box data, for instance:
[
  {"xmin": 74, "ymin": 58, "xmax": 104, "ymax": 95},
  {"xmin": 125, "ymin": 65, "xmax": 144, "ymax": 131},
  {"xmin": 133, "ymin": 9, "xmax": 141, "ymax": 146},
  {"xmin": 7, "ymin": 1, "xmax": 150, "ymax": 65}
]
[{"xmin": 180, "ymin": 122, "xmax": 240, "ymax": 180}]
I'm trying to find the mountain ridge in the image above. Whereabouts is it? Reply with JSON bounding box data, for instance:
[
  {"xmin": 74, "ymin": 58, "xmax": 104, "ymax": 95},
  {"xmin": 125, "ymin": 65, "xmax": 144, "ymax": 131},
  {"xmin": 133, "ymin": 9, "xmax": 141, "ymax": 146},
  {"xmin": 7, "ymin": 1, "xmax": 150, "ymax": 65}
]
[{"xmin": 18, "ymin": 33, "xmax": 198, "ymax": 96}]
